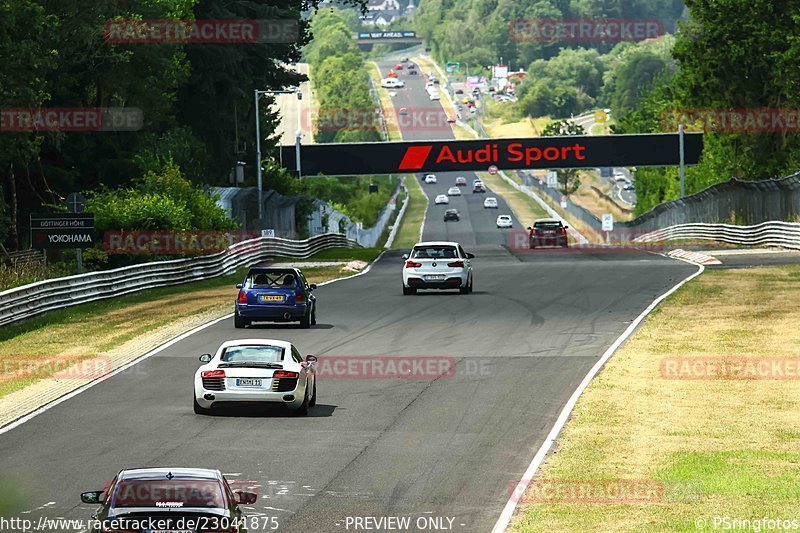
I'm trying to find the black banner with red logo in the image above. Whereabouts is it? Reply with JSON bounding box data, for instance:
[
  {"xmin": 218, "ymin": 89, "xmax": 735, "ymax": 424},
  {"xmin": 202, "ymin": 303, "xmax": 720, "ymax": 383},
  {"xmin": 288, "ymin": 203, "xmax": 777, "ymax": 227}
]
[{"xmin": 280, "ymin": 133, "xmax": 703, "ymax": 176}]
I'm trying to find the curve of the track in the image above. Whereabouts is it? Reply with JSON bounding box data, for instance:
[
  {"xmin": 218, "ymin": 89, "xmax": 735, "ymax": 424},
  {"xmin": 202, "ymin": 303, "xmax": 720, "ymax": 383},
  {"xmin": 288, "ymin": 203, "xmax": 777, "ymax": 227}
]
[{"xmin": 0, "ymin": 59, "xmax": 696, "ymax": 533}]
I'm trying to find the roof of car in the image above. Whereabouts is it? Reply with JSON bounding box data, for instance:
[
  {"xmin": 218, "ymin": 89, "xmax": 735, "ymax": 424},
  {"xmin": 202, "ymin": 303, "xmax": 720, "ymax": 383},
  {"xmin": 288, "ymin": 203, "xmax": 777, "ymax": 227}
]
[
  {"xmin": 445, "ymin": 209, "xmax": 458, "ymax": 213},
  {"xmin": 533, "ymin": 217, "xmax": 562, "ymax": 224},
  {"xmin": 248, "ymin": 266, "xmax": 300, "ymax": 274},
  {"xmin": 118, "ymin": 468, "xmax": 222, "ymax": 481},
  {"xmin": 414, "ymin": 241, "xmax": 460, "ymax": 247},
  {"xmin": 217, "ymin": 338, "xmax": 293, "ymax": 351}
]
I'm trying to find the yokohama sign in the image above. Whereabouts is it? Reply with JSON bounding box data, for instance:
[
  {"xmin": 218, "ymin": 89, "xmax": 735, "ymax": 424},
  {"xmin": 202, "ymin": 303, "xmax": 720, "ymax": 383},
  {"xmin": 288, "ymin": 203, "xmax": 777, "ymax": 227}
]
[{"xmin": 279, "ymin": 133, "xmax": 703, "ymax": 176}]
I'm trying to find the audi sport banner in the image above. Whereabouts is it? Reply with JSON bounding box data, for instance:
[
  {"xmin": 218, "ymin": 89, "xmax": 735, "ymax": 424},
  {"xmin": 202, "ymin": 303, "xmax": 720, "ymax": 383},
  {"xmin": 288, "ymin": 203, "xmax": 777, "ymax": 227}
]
[
  {"xmin": 30, "ymin": 213, "xmax": 95, "ymax": 249},
  {"xmin": 280, "ymin": 133, "xmax": 703, "ymax": 176}
]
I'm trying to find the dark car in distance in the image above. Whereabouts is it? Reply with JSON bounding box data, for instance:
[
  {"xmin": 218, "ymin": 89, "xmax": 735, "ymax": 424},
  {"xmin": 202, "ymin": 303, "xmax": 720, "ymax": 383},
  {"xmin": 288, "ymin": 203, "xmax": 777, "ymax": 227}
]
[
  {"xmin": 443, "ymin": 209, "xmax": 460, "ymax": 222},
  {"xmin": 234, "ymin": 267, "xmax": 317, "ymax": 328},
  {"xmin": 528, "ymin": 218, "xmax": 569, "ymax": 248},
  {"xmin": 80, "ymin": 467, "xmax": 258, "ymax": 533}
]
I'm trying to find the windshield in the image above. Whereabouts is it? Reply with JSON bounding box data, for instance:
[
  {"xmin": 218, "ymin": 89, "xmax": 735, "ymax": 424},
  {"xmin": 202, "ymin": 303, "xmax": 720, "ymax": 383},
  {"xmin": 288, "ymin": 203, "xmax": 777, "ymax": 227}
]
[
  {"xmin": 221, "ymin": 345, "xmax": 284, "ymax": 363},
  {"xmin": 411, "ymin": 246, "xmax": 458, "ymax": 259},
  {"xmin": 246, "ymin": 271, "xmax": 297, "ymax": 289},
  {"xmin": 111, "ymin": 479, "xmax": 225, "ymax": 509},
  {"xmin": 534, "ymin": 222, "xmax": 563, "ymax": 230}
]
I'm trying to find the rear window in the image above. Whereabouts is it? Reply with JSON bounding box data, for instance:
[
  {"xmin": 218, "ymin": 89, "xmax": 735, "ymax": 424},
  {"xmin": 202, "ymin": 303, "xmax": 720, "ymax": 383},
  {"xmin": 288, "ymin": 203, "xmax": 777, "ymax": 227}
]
[
  {"xmin": 534, "ymin": 221, "xmax": 563, "ymax": 230},
  {"xmin": 412, "ymin": 246, "xmax": 458, "ymax": 259},
  {"xmin": 246, "ymin": 271, "xmax": 297, "ymax": 288},
  {"xmin": 221, "ymin": 345, "xmax": 284, "ymax": 363},
  {"xmin": 110, "ymin": 479, "xmax": 225, "ymax": 509}
]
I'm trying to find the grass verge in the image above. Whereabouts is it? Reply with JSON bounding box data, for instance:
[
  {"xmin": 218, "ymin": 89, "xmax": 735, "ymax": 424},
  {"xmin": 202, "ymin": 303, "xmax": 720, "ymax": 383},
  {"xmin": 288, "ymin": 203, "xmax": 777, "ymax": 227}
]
[
  {"xmin": 367, "ymin": 62, "xmax": 402, "ymax": 141},
  {"xmin": 476, "ymin": 172, "xmax": 548, "ymax": 225},
  {"xmin": 0, "ymin": 263, "xmax": 354, "ymax": 399},
  {"xmin": 510, "ymin": 264, "xmax": 800, "ymax": 532},
  {"xmin": 393, "ymin": 176, "xmax": 428, "ymax": 249}
]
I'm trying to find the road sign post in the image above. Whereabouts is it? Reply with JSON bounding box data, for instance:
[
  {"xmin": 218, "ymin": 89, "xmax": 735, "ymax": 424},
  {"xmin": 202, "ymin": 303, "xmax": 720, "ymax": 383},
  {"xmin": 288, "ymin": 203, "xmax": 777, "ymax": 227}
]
[
  {"xmin": 601, "ymin": 213, "xmax": 614, "ymax": 244},
  {"xmin": 66, "ymin": 193, "xmax": 87, "ymax": 274},
  {"xmin": 546, "ymin": 171, "xmax": 558, "ymax": 189}
]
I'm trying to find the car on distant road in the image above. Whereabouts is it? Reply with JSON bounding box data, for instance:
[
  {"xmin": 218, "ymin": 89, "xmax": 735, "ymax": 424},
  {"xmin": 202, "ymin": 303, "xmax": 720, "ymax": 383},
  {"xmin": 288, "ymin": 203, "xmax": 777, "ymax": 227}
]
[
  {"xmin": 455, "ymin": 88, "xmax": 464, "ymax": 94},
  {"xmin": 381, "ymin": 78, "xmax": 404, "ymax": 88},
  {"xmin": 473, "ymin": 178, "xmax": 482, "ymax": 185},
  {"xmin": 399, "ymin": 107, "xmax": 409, "ymax": 115},
  {"xmin": 429, "ymin": 91, "xmax": 440, "ymax": 100},
  {"xmin": 528, "ymin": 218, "xmax": 569, "ymax": 249},
  {"xmin": 496, "ymin": 215, "xmax": 513, "ymax": 228},
  {"xmin": 434, "ymin": 194, "xmax": 449, "ymax": 204},
  {"xmin": 447, "ymin": 186, "xmax": 462, "ymax": 196},
  {"xmin": 402, "ymin": 241, "xmax": 474, "ymax": 295},
  {"xmin": 473, "ymin": 182, "xmax": 486, "ymax": 193},
  {"xmin": 394, "ymin": 64, "xmax": 404, "ymax": 70},
  {"xmin": 409, "ymin": 69, "xmax": 418, "ymax": 75},
  {"xmin": 623, "ymin": 182, "xmax": 635, "ymax": 191},
  {"xmin": 401, "ymin": 57, "xmax": 409, "ymax": 62},
  {"xmin": 483, "ymin": 197, "xmax": 498, "ymax": 208},
  {"xmin": 426, "ymin": 81, "xmax": 435, "ymax": 89},
  {"xmin": 234, "ymin": 267, "xmax": 316, "ymax": 328},
  {"xmin": 455, "ymin": 176, "xmax": 467, "ymax": 186},
  {"xmin": 424, "ymin": 174, "xmax": 437, "ymax": 183},
  {"xmin": 443, "ymin": 209, "xmax": 460, "ymax": 222},
  {"xmin": 193, "ymin": 338, "xmax": 318, "ymax": 415},
  {"xmin": 80, "ymin": 468, "xmax": 258, "ymax": 532}
]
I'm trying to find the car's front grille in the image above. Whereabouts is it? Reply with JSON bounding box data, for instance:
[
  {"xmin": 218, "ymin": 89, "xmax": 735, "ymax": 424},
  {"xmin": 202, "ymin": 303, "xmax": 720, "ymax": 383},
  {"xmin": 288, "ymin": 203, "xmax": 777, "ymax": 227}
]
[
  {"xmin": 272, "ymin": 378, "xmax": 298, "ymax": 392},
  {"xmin": 202, "ymin": 377, "xmax": 226, "ymax": 391}
]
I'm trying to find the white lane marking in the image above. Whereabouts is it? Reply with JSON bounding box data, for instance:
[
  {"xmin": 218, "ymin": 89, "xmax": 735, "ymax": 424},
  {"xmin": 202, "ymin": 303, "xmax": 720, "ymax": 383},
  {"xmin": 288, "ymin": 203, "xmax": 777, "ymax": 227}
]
[
  {"xmin": 0, "ymin": 257, "xmax": 385, "ymax": 436},
  {"xmin": 20, "ymin": 501, "xmax": 56, "ymax": 514},
  {"xmin": 491, "ymin": 261, "xmax": 705, "ymax": 533}
]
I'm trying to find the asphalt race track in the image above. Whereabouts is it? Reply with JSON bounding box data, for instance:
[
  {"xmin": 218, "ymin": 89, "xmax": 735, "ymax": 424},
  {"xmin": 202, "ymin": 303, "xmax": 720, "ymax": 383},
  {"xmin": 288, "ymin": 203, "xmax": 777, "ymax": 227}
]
[{"xmin": 0, "ymin": 59, "xmax": 697, "ymax": 533}]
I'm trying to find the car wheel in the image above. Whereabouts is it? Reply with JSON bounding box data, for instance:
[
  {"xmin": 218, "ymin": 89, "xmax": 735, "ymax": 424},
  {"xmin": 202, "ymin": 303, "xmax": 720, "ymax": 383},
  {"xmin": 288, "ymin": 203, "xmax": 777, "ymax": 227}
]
[
  {"xmin": 293, "ymin": 387, "xmax": 310, "ymax": 416},
  {"xmin": 469, "ymin": 277, "xmax": 474, "ymax": 293},
  {"xmin": 309, "ymin": 382, "xmax": 317, "ymax": 407},
  {"xmin": 459, "ymin": 281, "xmax": 469, "ymax": 295},
  {"xmin": 300, "ymin": 310, "xmax": 311, "ymax": 329},
  {"xmin": 234, "ymin": 312, "xmax": 246, "ymax": 329},
  {"xmin": 402, "ymin": 285, "xmax": 416, "ymax": 295},
  {"xmin": 193, "ymin": 396, "xmax": 210, "ymax": 415},
  {"xmin": 311, "ymin": 305, "xmax": 317, "ymax": 325}
]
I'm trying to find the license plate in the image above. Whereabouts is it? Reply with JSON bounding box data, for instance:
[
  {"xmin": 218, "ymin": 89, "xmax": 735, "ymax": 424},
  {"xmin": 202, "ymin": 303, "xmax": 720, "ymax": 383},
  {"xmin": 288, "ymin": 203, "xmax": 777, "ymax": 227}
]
[
  {"xmin": 236, "ymin": 378, "xmax": 262, "ymax": 387},
  {"xmin": 425, "ymin": 275, "xmax": 445, "ymax": 281},
  {"xmin": 259, "ymin": 294, "xmax": 284, "ymax": 302}
]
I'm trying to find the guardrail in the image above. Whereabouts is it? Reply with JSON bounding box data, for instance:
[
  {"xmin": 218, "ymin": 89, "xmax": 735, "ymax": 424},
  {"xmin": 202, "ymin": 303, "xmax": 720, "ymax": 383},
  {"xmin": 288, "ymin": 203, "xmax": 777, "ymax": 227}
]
[
  {"xmin": 632, "ymin": 221, "xmax": 800, "ymax": 249},
  {"xmin": 0, "ymin": 233, "xmax": 358, "ymax": 328}
]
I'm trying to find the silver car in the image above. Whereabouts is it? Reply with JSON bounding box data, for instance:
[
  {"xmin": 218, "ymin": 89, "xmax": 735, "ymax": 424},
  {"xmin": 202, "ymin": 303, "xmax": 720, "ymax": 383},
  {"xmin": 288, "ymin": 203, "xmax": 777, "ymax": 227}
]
[{"xmin": 402, "ymin": 241, "xmax": 474, "ymax": 295}]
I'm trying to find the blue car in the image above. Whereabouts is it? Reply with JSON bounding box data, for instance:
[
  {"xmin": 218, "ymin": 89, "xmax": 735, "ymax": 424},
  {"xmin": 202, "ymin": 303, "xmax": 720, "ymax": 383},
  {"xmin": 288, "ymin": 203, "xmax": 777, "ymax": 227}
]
[{"xmin": 234, "ymin": 267, "xmax": 317, "ymax": 328}]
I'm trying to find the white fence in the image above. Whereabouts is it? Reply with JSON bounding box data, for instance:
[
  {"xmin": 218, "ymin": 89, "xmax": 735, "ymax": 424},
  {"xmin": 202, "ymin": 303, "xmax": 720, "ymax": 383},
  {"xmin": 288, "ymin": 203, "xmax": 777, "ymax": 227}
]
[
  {"xmin": 0, "ymin": 233, "xmax": 357, "ymax": 328},
  {"xmin": 633, "ymin": 221, "xmax": 800, "ymax": 249}
]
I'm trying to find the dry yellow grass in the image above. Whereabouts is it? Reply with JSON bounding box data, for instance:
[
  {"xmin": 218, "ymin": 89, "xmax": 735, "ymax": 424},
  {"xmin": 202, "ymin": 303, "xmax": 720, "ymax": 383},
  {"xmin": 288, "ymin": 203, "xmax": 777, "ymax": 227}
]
[
  {"xmin": 571, "ymin": 172, "xmax": 634, "ymax": 222},
  {"xmin": 477, "ymin": 172, "xmax": 548, "ymax": 224},
  {"xmin": 367, "ymin": 62, "xmax": 402, "ymax": 141},
  {"xmin": 511, "ymin": 265, "xmax": 800, "ymax": 532}
]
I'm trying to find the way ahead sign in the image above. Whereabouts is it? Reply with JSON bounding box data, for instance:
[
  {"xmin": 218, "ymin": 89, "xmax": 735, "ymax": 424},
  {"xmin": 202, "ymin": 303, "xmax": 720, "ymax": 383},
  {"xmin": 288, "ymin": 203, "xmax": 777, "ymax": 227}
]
[
  {"xmin": 30, "ymin": 213, "xmax": 95, "ymax": 249},
  {"xmin": 280, "ymin": 133, "xmax": 703, "ymax": 176}
]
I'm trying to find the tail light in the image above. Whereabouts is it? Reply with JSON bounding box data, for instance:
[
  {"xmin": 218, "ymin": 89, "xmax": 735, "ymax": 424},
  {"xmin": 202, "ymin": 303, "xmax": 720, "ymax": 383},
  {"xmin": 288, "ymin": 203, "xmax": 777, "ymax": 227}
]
[
  {"xmin": 405, "ymin": 261, "xmax": 422, "ymax": 268},
  {"xmin": 559, "ymin": 227, "xmax": 567, "ymax": 234},
  {"xmin": 201, "ymin": 369, "xmax": 225, "ymax": 378},
  {"xmin": 274, "ymin": 370, "xmax": 298, "ymax": 379},
  {"xmin": 447, "ymin": 260, "xmax": 464, "ymax": 267},
  {"xmin": 295, "ymin": 292, "xmax": 306, "ymax": 303},
  {"xmin": 237, "ymin": 291, "xmax": 248, "ymax": 304}
]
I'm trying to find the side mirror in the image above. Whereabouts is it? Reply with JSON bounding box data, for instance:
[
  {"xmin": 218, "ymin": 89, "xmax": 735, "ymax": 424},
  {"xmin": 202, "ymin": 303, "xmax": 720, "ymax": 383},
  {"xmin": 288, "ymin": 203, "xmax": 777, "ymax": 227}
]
[
  {"xmin": 466, "ymin": 252, "xmax": 475, "ymax": 259},
  {"xmin": 305, "ymin": 355, "xmax": 318, "ymax": 363},
  {"xmin": 236, "ymin": 283, "xmax": 242, "ymax": 289},
  {"xmin": 564, "ymin": 225, "xmax": 569, "ymax": 229},
  {"xmin": 81, "ymin": 491, "xmax": 104, "ymax": 504},
  {"xmin": 199, "ymin": 353, "xmax": 212, "ymax": 363},
  {"xmin": 402, "ymin": 254, "xmax": 409, "ymax": 260},
  {"xmin": 234, "ymin": 490, "xmax": 258, "ymax": 505},
  {"xmin": 309, "ymin": 283, "xmax": 317, "ymax": 290}
]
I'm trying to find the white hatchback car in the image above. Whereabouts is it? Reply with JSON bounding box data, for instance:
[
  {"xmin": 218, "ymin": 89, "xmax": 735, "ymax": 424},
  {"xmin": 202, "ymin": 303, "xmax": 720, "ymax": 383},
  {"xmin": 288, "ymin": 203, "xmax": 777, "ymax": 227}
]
[
  {"xmin": 424, "ymin": 174, "xmax": 437, "ymax": 183},
  {"xmin": 194, "ymin": 339, "xmax": 317, "ymax": 416},
  {"xmin": 484, "ymin": 197, "xmax": 498, "ymax": 208},
  {"xmin": 402, "ymin": 241, "xmax": 474, "ymax": 295},
  {"xmin": 434, "ymin": 194, "xmax": 449, "ymax": 204},
  {"xmin": 447, "ymin": 186, "xmax": 461, "ymax": 196},
  {"xmin": 496, "ymin": 215, "xmax": 513, "ymax": 228}
]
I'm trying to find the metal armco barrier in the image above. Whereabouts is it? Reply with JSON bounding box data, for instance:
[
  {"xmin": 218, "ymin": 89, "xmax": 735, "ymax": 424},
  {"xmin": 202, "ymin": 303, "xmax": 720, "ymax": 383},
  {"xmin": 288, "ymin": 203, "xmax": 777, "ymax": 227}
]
[
  {"xmin": 632, "ymin": 221, "xmax": 800, "ymax": 249},
  {"xmin": 0, "ymin": 233, "xmax": 358, "ymax": 328}
]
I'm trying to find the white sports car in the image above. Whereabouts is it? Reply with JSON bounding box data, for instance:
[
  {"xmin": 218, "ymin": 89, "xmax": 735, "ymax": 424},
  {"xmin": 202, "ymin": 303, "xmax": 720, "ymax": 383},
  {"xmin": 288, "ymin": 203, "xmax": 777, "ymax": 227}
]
[
  {"xmin": 484, "ymin": 197, "xmax": 498, "ymax": 208},
  {"xmin": 434, "ymin": 194, "xmax": 449, "ymax": 204},
  {"xmin": 447, "ymin": 186, "xmax": 461, "ymax": 196},
  {"xmin": 402, "ymin": 241, "xmax": 474, "ymax": 295},
  {"xmin": 424, "ymin": 174, "xmax": 437, "ymax": 183},
  {"xmin": 496, "ymin": 215, "xmax": 513, "ymax": 228},
  {"xmin": 194, "ymin": 339, "xmax": 317, "ymax": 416}
]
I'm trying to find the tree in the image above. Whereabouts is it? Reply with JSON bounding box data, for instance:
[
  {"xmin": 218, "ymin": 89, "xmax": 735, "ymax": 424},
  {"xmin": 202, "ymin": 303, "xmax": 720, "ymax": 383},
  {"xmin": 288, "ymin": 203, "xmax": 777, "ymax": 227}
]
[{"xmin": 541, "ymin": 120, "xmax": 584, "ymax": 195}]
